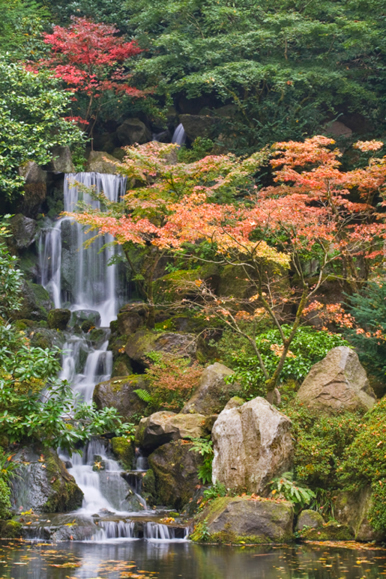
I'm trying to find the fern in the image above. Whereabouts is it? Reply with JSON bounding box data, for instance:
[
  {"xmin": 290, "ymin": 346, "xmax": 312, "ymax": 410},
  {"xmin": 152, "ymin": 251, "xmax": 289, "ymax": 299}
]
[{"xmin": 134, "ymin": 388, "xmax": 153, "ymax": 404}]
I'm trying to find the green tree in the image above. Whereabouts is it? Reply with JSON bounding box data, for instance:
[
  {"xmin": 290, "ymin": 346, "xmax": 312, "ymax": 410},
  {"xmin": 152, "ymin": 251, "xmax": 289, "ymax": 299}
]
[
  {"xmin": 0, "ymin": 57, "xmax": 83, "ymax": 199},
  {"xmin": 0, "ymin": 0, "xmax": 50, "ymax": 57}
]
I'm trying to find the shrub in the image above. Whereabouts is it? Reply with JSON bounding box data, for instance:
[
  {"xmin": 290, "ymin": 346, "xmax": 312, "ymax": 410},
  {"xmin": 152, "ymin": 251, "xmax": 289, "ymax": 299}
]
[{"xmin": 269, "ymin": 472, "xmax": 315, "ymax": 514}]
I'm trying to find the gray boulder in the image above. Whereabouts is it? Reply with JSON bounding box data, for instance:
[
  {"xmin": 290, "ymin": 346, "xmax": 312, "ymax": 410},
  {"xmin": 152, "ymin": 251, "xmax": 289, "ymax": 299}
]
[
  {"xmin": 296, "ymin": 509, "xmax": 324, "ymax": 531},
  {"xmin": 335, "ymin": 487, "xmax": 383, "ymax": 542},
  {"xmin": 212, "ymin": 397, "xmax": 293, "ymax": 494},
  {"xmin": 18, "ymin": 161, "xmax": 47, "ymax": 217},
  {"xmin": 116, "ymin": 118, "xmax": 151, "ymax": 146},
  {"xmin": 50, "ymin": 146, "xmax": 75, "ymax": 173},
  {"xmin": 70, "ymin": 309, "xmax": 101, "ymax": 329},
  {"xmin": 10, "ymin": 446, "xmax": 83, "ymax": 513},
  {"xmin": 86, "ymin": 151, "xmax": 119, "ymax": 174},
  {"xmin": 10, "ymin": 214, "xmax": 37, "ymax": 250},
  {"xmin": 136, "ymin": 411, "xmax": 206, "ymax": 451},
  {"xmin": 195, "ymin": 496, "xmax": 294, "ymax": 543},
  {"xmin": 182, "ymin": 362, "xmax": 241, "ymax": 415},
  {"xmin": 93, "ymin": 375, "xmax": 148, "ymax": 420},
  {"xmin": 296, "ymin": 347, "xmax": 376, "ymax": 414}
]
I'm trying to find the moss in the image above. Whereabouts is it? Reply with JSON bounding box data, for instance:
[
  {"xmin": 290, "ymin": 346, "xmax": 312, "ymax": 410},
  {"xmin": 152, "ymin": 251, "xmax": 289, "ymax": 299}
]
[
  {"xmin": 0, "ymin": 519, "xmax": 22, "ymax": 538},
  {"xmin": 0, "ymin": 479, "xmax": 11, "ymax": 520},
  {"xmin": 301, "ymin": 521, "xmax": 353, "ymax": 541},
  {"xmin": 112, "ymin": 356, "xmax": 133, "ymax": 378},
  {"xmin": 142, "ymin": 468, "xmax": 157, "ymax": 505},
  {"xmin": 153, "ymin": 269, "xmax": 201, "ymax": 304},
  {"xmin": 47, "ymin": 308, "xmax": 71, "ymax": 330},
  {"xmin": 111, "ymin": 437, "xmax": 134, "ymax": 470},
  {"xmin": 41, "ymin": 452, "xmax": 83, "ymax": 513}
]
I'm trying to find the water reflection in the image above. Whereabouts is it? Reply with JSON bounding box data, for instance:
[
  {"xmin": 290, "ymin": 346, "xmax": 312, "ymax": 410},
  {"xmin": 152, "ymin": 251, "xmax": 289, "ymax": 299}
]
[{"xmin": 0, "ymin": 541, "xmax": 385, "ymax": 579}]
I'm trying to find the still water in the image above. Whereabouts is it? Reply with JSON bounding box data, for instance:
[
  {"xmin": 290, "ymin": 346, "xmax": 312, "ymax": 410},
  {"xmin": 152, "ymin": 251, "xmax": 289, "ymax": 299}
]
[{"xmin": 0, "ymin": 540, "xmax": 385, "ymax": 579}]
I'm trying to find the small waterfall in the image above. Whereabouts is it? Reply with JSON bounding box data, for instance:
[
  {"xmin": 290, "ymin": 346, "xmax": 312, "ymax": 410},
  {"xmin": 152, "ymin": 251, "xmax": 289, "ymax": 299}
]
[
  {"xmin": 94, "ymin": 520, "xmax": 136, "ymax": 540},
  {"xmin": 145, "ymin": 522, "xmax": 189, "ymax": 541},
  {"xmin": 171, "ymin": 123, "xmax": 186, "ymax": 147}
]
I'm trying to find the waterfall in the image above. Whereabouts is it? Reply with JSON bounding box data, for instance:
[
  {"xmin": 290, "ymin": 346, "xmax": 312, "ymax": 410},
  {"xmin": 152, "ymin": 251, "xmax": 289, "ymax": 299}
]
[{"xmin": 171, "ymin": 123, "xmax": 186, "ymax": 147}]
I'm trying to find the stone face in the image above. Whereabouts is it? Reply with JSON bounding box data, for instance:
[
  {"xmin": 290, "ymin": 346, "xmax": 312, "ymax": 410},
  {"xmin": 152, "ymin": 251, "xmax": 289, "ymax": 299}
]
[
  {"xmin": 182, "ymin": 363, "xmax": 241, "ymax": 415},
  {"xmin": 50, "ymin": 146, "xmax": 75, "ymax": 173},
  {"xmin": 148, "ymin": 440, "xmax": 203, "ymax": 509},
  {"xmin": 212, "ymin": 397, "xmax": 293, "ymax": 494},
  {"xmin": 296, "ymin": 510, "xmax": 325, "ymax": 531},
  {"xmin": 86, "ymin": 151, "xmax": 119, "ymax": 174},
  {"xmin": 10, "ymin": 214, "xmax": 37, "ymax": 249},
  {"xmin": 136, "ymin": 411, "xmax": 206, "ymax": 451},
  {"xmin": 125, "ymin": 329, "xmax": 198, "ymax": 368},
  {"xmin": 10, "ymin": 446, "xmax": 83, "ymax": 513},
  {"xmin": 47, "ymin": 308, "xmax": 71, "ymax": 330},
  {"xmin": 335, "ymin": 487, "xmax": 383, "ymax": 542},
  {"xmin": 296, "ymin": 347, "xmax": 376, "ymax": 414},
  {"xmin": 116, "ymin": 118, "xmax": 151, "ymax": 146},
  {"xmin": 195, "ymin": 496, "xmax": 294, "ymax": 543},
  {"xmin": 93, "ymin": 375, "xmax": 148, "ymax": 420}
]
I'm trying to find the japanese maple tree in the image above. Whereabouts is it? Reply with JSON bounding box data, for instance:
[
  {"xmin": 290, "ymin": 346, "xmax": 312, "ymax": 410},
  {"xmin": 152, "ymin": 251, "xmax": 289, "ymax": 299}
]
[
  {"xmin": 37, "ymin": 17, "xmax": 144, "ymax": 137},
  {"xmin": 66, "ymin": 137, "xmax": 386, "ymax": 402}
]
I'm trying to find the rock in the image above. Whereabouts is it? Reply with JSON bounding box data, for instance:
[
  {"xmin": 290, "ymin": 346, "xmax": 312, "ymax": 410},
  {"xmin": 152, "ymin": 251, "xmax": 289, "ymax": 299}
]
[
  {"xmin": 10, "ymin": 446, "xmax": 83, "ymax": 513},
  {"xmin": 116, "ymin": 118, "xmax": 151, "ymax": 146},
  {"xmin": 70, "ymin": 309, "xmax": 101, "ymax": 329},
  {"xmin": 193, "ymin": 496, "xmax": 294, "ymax": 544},
  {"xmin": 179, "ymin": 114, "xmax": 217, "ymax": 141},
  {"xmin": 47, "ymin": 308, "xmax": 71, "ymax": 330},
  {"xmin": 50, "ymin": 146, "xmax": 75, "ymax": 173},
  {"xmin": 296, "ymin": 347, "xmax": 376, "ymax": 414},
  {"xmin": 14, "ymin": 281, "xmax": 52, "ymax": 321},
  {"xmin": 125, "ymin": 329, "xmax": 198, "ymax": 368},
  {"xmin": 335, "ymin": 487, "xmax": 382, "ymax": 542},
  {"xmin": 10, "ymin": 214, "xmax": 37, "ymax": 250},
  {"xmin": 182, "ymin": 363, "xmax": 241, "ymax": 415},
  {"xmin": 111, "ymin": 437, "xmax": 135, "ymax": 470},
  {"xmin": 217, "ymin": 264, "xmax": 251, "ymax": 299},
  {"xmin": 212, "ymin": 397, "xmax": 293, "ymax": 494},
  {"xmin": 93, "ymin": 375, "xmax": 148, "ymax": 420},
  {"xmin": 117, "ymin": 309, "xmax": 144, "ymax": 335},
  {"xmin": 0, "ymin": 520, "xmax": 22, "ymax": 539},
  {"xmin": 86, "ymin": 151, "xmax": 119, "ymax": 174},
  {"xmin": 18, "ymin": 161, "xmax": 47, "ymax": 217},
  {"xmin": 30, "ymin": 327, "xmax": 66, "ymax": 350},
  {"xmin": 136, "ymin": 411, "xmax": 206, "ymax": 451},
  {"xmin": 324, "ymin": 120, "xmax": 353, "ymax": 139},
  {"xmin": 296, "ymin": 510, "xmax": 325, "ymax": 531},
  {"xmin": 148, "ymin": 440, "xmax": 203, "ymax": 509},
  {"xmin": 300, "ymin": 521, "xmax": 353, "ymax": 541}
]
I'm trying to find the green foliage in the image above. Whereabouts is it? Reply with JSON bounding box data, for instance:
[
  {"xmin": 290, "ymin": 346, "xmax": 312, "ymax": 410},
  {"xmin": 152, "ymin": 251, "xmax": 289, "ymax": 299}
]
[
  {"xmin": 0, "ymin": 57, "xmax": 83, "ymax": 198},
  {"xmin": 190, "ymin": 519, "xmax": 211, "ymax": 542},
  {"xmin": 203, "ymin": 482, "xmax": 227, "ymax": 501},
  {"xmin": 224, "ymin": 325, "xmax": 348, "ymax": 397},
  {"xmin": 188, "ymin": 437, "xmax": 214, "ymax": 484},
  {"xmin": 133, "ymin": 388, "xmax": 153, "ymax": 404},
  {"xmin": 124, "ymin": 0, "xmax": 386, "ymax": 153},
  {"xmin": 0, "ymin": 217, "xmax": 23, "ymax": 317},
  {"xmin": 0, "ymin": 0, "xmax": 50, "ymax": 58},
  {"xmin": 178, "ymin": 138, "xmax": 214, "ymax": 164},
  {"xmin": 270, "ymin": 472, "xmax": 315, "ymax": 514},
  {"xmin": 344, "ymin": 282, "xmax": 386, "ymax": 380},
  {"xmin": 0, "ymin": 448, "xmax": 19, "ymax": 520},
  {"xmin": 339, "ymin": 398, "xmax": 386, "ymax": 532},
  {"xmin": 0, "ymin": 478, "xmax": 11, "ymax": 520},
  {"xmin": 284, "ymin": 402, "xmax": 361, "ymax": 490}
]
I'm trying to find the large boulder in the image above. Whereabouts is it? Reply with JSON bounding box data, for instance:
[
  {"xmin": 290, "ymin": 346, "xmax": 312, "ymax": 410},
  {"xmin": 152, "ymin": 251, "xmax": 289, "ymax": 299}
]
[
  {"xmin": 212, "ymin": 397, "xmax": 293, "ymax": 494},
  {"xmin": 182, "ymin": 363, "xmax": 241, "ymax": 415},
  {"xmin": 300, "ymin": 521, "xmax": 353, "ymax": 541},
  {"xmin": 334, "ymin": 487, "xmax": 383, "ymax": 542},
  {"xmin": 179, "ymin": 114, "xmax": 217, "ymax": 141},
  {"xmin": 296, "ymin": 509, "xmax": 325, "ymax": 531},
  {"xmin": 10, "ymin": 446, "xmax": 83, "ymax": 513},
  {"xmin": 47, "ymin": 308, "xmax": 71, "ymax": 330},
  {"xmin": 93, "ymin": 375, "xmax": 148, "ymax": 420},
  {"xmin": 116, "ymin": 118, "xmax": 151, "ymax": 146},
  {"xmin": 86, "ymin": 151, "xmax": 118, "ymax": 174},
  {"xmin": 49, "ymin": 146, "xmax": 75, "ymax": 173},
  {"xmin": 148, "ymin": 440, "xmax": 203, "ymax": 509},
  {"xmin": 125, "ymin": 329, "xmax": 198, "ymax": 368},
  {"xmin": 194, "ymin": 496, "xmax": 294, "ymax": 544},
  {"xmin": 136, "ymin": 411, "xmax": 206, "ymax": 451},
  {"xmin": 9, "ymin": 214, "xmax": 37, "ymax": 250},
  {"xmin": 296, "ymin": 347, "xmax": 376, "ymax": 414}
]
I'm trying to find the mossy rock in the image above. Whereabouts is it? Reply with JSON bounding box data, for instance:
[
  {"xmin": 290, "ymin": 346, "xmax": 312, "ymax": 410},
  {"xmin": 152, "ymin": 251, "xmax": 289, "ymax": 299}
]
[
  {"xmin": 193, "ymin": 496, "xmax": 294, "ymax": 544},
  {"xmin": 47, "ymin": 308, "xmax": 71, "ymax": 330},
  {"xmin": 153, "ymin": 264, "xmax": 220, "ymax": 305},
  {"xmin": 93, "ymin": 375, "xmax": 148, "ymax": 420},
  {"xmin": 112, "ymin": 356, "xmax": 133, "ymax": 378},
  {"xmin": 142, "ymin": 468, "xmax": 157, "ymax": 505},
  {"xmin": 125, "ymin": 329, "xmax": 198, "ymax": 368},
  {"xmin": 111, "ymin": 437, "xmax": 135, "ymax": 470},
  {"xmin": 13, "ymin": 281, "xmax": 52, "ymax": 321},
  {"xmin": 300, "ymin": 521, "xmax": 354, "ymax": 541},
  {"xmin": 0, "ymin": 519, "xmax": 22, "ymax": 539},
  {"xmin": 296, "ymin": 509, "xmax": 324, "ymax": 531},
  {"xmin": 217, "ymin": 265, "xmax": 250, "ymax": 299}
]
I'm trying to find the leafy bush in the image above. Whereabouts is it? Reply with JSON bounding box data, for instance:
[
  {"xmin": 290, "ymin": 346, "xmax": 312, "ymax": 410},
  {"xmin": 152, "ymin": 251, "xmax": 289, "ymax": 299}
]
[
  {"xmin": 188, "ymin": 437, "xmax": 214, "ymax": 485},
  {"xmin": 135, "ymin": 352, "xmax": 203, "ymax": 412},
  {"xmin": 223, "ymin": 325, "xmax": 348, "ymax": 397},
  {"xmin": 0, "ymin": 478, "xmax": 11, "ymax": 519},
  {"xmin": 0, "ymin": 217, "xmax": 23, "ymax": 317},
  {"xmin": 269, "ymin": 472, "xmax": 315, "ymax": 514},
  {"xmin": 339, "ymin": 398, "xmax": 386, "ymax": 532},
  {"xmin": 178, "ymin": 138, "xmax": 214, "ymax": 163}
]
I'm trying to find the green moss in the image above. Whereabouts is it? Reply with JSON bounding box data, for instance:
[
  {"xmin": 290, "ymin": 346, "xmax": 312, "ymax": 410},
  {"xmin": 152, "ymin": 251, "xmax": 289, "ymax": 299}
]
[
  {"xmin": 153, "ymin": 269, "xmax": 200, "ymax": 304},
  {"xmin": 0, "ymin": 479, "xmax": 11, "ymax": 520},
  {"xmin": 0, "ymin": 519, "xmax": 22, "ymax": 538},
  {"xmin": 111, "ymin": 437, "xmax": 134, "ymax": 470},
  {"xmin": 301, "ymin": 522, "xmax": 353, "ymax": 541}
]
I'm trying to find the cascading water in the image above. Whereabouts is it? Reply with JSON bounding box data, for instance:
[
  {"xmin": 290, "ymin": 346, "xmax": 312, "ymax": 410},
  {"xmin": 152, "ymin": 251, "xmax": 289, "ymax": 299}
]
[
  {"xmin": 171, "ymin": 123, "xmax": 186, "ymax": 147},
  {"xmin": 38, "ymin": 172, "xmax": 188, "ymax": 542}
]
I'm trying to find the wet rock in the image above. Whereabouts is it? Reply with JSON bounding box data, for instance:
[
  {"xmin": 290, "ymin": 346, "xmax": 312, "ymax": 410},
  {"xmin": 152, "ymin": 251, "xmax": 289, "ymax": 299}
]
[
  {"xmin": 93, "ymin": 375, "xmax": 148, "ymax": 420},
  {"xmin": 136, "ymin": 411, "xmax": 206, "ymax": 451},
  {"xmin": 116, "ymin": 118, "xmax": 151, "ymax": 146},
  {"xmin": 86, "ymin": 151, "xmax": 118, "ymax": 174},
  {"xmin": 70, "ymin": 309, "xmax": 101, "ymax": 329},
  {"xmin": 9, "ymin": 214, "xmax": 37, "ymax": 250},
  {"xmin": 335, "ymin": 487, "xmax": 382, "ymax": 542},
  {"xmin": 194, "ymin": 496, "xmax": 294, "ymax": 544},
  {"xmin": 182, "ymin": 363, "xmax": 242, "ymax": 415},
  {"xmin": 10, "ymin": 446, "xmax": 83, "ymax": 513},
  {"xmin": 297, "ymin": 347, "xmax": 376, "ymax": 414},
  {"xmin": 111, "ymin": 437, "xmax": 135, "ymax": 470},
  {"xmin": 30, "ymin": 327, "xmax": 66, "ymax": 350},
  {"xmin": 125, "ymin": 329, "xmax": 198, "ymax": 368},
  {"xmin": 148, "ymin": 440, "xmax": 203, "ymax": 510},
  {"xmin": 296, "ymin": 510, "xmax": 325, "ymax": 531},
  {"xmin": 49, "ymin": 146, "xmax": 75, "ymax": 173},
  {"xmin": 300, "ymin": 521, "xmax": 353, "ymax": 541},
  {"xmin": 212, "ymin": 397, "xmax": 293, "ymax": 494},
  {"xmin": 47, "ymin": 308, "xmax": 71, "ymax": 330}
]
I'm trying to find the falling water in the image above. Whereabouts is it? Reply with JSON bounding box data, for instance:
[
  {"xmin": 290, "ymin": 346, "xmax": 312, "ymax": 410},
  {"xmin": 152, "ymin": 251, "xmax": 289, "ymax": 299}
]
[{"xmin": 171, "ymin": 123, "xmax": 186, "ymax": 147}]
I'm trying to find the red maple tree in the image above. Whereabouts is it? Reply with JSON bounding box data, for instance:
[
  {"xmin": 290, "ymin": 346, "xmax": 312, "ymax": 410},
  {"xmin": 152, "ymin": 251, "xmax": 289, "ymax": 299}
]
[{"xmin": 37, "ymin": 17, "xmax": 144, "ymax": 137}]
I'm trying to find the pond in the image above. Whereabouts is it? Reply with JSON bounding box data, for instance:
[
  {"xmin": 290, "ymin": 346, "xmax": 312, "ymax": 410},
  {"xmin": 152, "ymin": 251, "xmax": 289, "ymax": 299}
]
[{"xmin": 0, "ymin": 540, "xmax": 385, "ymax": 579}]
